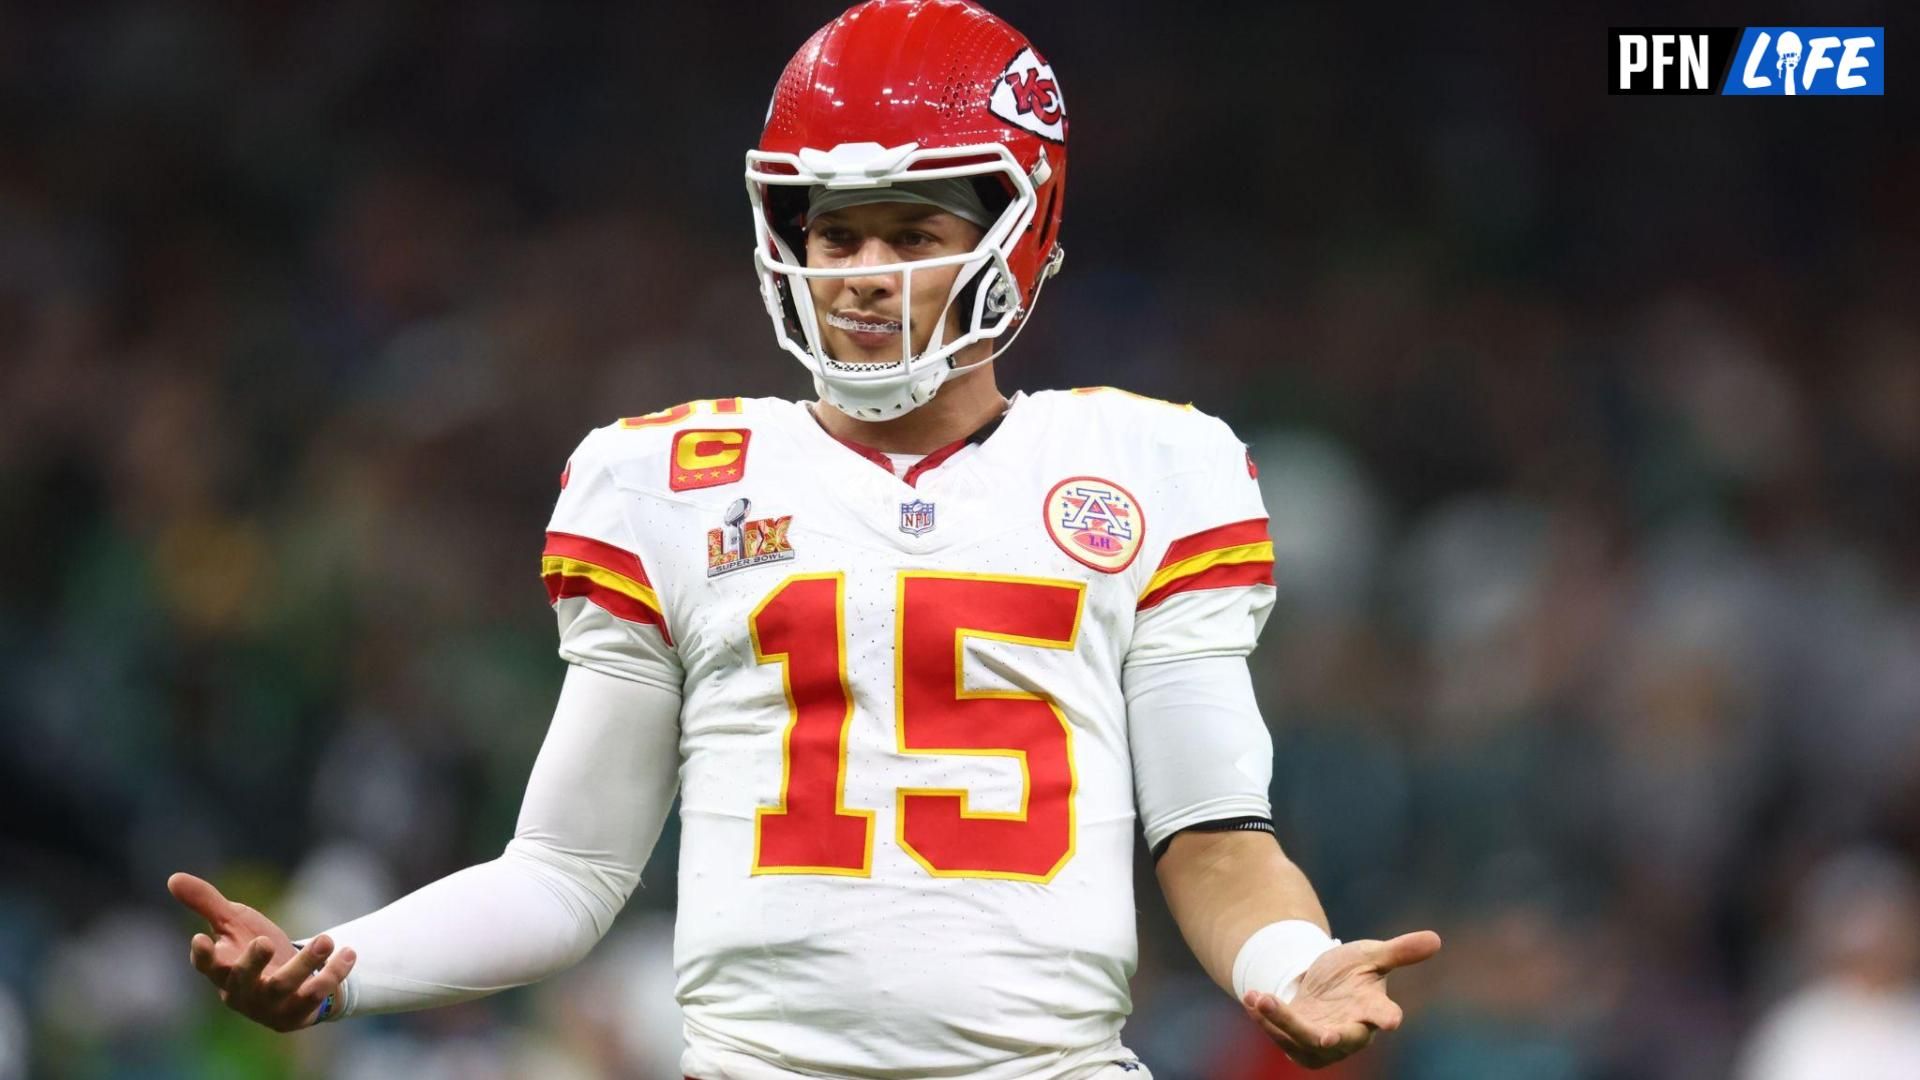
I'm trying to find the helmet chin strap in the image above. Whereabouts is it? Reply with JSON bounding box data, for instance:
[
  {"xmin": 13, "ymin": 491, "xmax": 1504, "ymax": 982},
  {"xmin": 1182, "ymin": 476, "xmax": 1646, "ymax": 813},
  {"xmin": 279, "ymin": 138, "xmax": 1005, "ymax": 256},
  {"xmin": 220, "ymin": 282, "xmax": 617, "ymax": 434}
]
[{"xmin": 814, "ymin": 346, "xmax": 992, "ymax": 420}]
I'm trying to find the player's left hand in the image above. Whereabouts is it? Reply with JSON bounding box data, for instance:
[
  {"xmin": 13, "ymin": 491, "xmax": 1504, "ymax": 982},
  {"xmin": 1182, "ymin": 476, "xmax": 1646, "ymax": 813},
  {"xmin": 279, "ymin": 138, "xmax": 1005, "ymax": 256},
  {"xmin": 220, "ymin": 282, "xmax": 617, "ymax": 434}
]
[{"xmin": 1238, "ymin": 930, "xmax": 1441, "ymax": 1068}]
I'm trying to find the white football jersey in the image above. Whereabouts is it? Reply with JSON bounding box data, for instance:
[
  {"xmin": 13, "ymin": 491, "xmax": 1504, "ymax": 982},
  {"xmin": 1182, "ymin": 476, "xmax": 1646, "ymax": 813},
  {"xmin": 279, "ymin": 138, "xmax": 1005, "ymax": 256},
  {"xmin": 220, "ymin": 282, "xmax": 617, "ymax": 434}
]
[{"xmin": 542, "ymin": 388, "xmax": 1275, "ymax": 1079}]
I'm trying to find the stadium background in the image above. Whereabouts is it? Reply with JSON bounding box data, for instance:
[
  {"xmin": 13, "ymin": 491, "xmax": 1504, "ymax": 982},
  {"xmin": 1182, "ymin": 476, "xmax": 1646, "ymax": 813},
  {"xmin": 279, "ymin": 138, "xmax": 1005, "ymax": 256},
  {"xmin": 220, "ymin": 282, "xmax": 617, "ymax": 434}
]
[{"xmin": 2, "ymin": 2, "xmax": 1916, "ymax": 1077}]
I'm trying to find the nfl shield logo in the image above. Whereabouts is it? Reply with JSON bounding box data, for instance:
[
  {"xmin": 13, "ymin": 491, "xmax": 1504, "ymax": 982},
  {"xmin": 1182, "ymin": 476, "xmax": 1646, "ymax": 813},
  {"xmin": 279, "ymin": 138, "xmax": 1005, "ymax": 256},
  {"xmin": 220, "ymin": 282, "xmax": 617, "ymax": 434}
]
[{"xmin": 899, "ymin": 499, "xmax": 936, "ymax": 536}]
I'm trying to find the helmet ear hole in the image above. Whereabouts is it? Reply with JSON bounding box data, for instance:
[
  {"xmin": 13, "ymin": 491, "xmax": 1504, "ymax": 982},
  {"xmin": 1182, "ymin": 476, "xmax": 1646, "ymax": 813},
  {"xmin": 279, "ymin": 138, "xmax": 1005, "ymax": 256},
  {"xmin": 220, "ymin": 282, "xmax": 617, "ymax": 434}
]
[{"xmin": 985, "ymin": 273, "xmax": 1016, "ymax": 317}]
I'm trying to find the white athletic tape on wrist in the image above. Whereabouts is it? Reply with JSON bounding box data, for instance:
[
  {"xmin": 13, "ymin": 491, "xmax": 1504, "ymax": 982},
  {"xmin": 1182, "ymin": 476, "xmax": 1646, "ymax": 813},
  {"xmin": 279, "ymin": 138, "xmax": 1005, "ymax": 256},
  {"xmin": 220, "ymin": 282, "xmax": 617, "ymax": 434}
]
[{"xmin": 1232, "ymin": 920, "xmax": 1340, "ymax": 1004}]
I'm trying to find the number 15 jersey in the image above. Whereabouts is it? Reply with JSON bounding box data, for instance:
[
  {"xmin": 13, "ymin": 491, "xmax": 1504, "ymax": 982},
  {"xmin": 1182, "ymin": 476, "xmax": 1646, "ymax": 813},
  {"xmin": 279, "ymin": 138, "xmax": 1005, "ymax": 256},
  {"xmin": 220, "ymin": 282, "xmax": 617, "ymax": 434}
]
[{"xmin": 542, "ymin": 388, "xmax": 1276, "ymax": 1079}]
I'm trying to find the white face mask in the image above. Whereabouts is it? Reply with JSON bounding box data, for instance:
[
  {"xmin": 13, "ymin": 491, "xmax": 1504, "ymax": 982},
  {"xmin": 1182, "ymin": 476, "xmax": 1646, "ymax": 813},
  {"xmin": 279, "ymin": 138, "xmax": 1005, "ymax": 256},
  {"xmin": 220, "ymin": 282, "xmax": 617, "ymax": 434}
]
[{"xmin": 746, "ymin": 141, "xmax": 1054, "ymax": 421}]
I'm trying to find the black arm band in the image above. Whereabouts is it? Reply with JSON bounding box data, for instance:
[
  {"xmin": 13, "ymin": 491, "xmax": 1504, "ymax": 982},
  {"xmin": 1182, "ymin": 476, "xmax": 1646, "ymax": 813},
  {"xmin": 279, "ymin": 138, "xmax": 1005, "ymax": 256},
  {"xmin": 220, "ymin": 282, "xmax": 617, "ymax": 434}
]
[{"xmin": 1151, "ymin": 816, "xmax": 1277, "ymax": 861}]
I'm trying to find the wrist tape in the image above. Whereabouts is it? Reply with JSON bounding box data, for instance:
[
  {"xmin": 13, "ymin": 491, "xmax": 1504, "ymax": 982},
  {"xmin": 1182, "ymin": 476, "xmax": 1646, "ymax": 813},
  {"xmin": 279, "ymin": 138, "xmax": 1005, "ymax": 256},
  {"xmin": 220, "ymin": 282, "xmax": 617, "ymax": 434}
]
[{"xmin": 1231, "ymin": 920, "xmax": 1339, "ymax": 1004}]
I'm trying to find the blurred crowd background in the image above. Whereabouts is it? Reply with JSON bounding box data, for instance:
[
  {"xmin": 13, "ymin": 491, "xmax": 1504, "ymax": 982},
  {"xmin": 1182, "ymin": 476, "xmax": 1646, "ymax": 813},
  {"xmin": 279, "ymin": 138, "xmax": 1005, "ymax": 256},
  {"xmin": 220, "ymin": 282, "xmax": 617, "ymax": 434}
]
[{"xmin": 3, "ymin": 2, "xmax": 1917, "ymax": 1077}]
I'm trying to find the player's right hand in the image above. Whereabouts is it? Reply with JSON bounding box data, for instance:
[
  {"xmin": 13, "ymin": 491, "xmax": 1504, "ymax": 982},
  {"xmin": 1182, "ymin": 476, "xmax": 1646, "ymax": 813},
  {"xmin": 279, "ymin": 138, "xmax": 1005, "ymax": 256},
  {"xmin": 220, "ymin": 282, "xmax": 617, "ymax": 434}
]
[{"xmin": 166, "ymin": 871, "xmax": 356, "ymax": 1032}]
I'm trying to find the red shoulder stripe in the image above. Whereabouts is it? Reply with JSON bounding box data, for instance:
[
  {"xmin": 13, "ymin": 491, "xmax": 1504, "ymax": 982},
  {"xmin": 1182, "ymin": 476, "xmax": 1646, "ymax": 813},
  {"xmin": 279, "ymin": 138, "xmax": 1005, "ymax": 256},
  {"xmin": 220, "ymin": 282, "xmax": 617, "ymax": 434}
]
[
  {"xmin": 1157, "ymin": 518, "xmax": 1271, "ymax": 570},
  {"xmin": 1137, "ymin": 559, "xmax": 1274, "ymax": 612},
  {"xmin": 543, "ymin": 573, "xmax": 674, "ymax": 644},
  {"xmin": 543, "ymin": 531, "xmax": 652, "ymax": 586}
]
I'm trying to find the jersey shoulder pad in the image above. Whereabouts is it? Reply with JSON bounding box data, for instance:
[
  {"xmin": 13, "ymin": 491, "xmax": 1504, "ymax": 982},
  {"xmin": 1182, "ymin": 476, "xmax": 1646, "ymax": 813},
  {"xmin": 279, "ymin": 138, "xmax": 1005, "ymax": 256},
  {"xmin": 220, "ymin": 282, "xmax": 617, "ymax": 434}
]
[
  {"xmin": 1061, "ymin": 385, "xmax": 1197, "ymax": 416},
  {"xmin": 1053, "ymin": 386, "xmax": 1245, "ymax": 461},
  {"xmin": 574, "ymin": 396, "xmax": 787, "ymax": 499},
  {"xmin": 613, "ymin": 396, "xmax": 755, "ymax": 432}
]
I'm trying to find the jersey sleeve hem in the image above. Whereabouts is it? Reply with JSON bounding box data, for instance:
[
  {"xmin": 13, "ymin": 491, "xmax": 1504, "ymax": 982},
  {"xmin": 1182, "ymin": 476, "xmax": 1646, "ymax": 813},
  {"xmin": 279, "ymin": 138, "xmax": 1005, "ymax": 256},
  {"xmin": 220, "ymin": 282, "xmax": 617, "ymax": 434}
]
[
  {"xmin": 1141, "ymin": 795, "xmax": 1275, "ymax": 851},
  {"xmin": 556, "ymin": 648, "xmax": 682, "ymax": 694},
  {"xmin": 1123, "ymin": 638, "xmax": 1264, "ymax": 666}
]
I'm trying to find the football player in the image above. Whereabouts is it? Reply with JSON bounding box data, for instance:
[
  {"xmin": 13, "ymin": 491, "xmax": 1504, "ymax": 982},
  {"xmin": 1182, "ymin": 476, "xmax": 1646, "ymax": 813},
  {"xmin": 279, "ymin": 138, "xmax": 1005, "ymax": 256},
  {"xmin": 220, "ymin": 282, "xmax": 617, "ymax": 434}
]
[{"xmin": 169, "ymin": 1, "xmax": 1439, "ymax": 1074}]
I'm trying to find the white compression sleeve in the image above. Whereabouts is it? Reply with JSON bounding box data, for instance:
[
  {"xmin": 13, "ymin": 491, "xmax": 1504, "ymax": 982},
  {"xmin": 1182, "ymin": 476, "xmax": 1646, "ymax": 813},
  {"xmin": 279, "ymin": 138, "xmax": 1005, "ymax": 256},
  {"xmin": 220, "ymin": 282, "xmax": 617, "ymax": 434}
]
[
  {"xmin": 1124, "ymin": 654, "xmax": 1275, "ymax": 854},
  {"xmin": 318, "ymin": 663, "xmax": 681, "ymax": 1017}
]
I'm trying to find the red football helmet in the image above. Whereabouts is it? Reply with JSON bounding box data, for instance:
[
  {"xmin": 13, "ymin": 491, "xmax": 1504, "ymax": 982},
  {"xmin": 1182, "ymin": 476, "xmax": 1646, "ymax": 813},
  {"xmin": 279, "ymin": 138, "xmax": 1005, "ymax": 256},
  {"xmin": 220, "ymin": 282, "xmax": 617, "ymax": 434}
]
[{"xmin": 747, "ymin": 0, "xmax": 1068, "ymax": 419}]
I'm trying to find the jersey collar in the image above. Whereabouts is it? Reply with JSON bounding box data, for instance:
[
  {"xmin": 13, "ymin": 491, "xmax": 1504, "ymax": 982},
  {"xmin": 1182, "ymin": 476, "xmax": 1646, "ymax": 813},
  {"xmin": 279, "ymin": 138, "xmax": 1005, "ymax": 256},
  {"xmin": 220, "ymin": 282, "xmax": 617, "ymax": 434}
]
[{"xmin": 811, "ymin": 395, "xmax": 1016, "ymax": 488}]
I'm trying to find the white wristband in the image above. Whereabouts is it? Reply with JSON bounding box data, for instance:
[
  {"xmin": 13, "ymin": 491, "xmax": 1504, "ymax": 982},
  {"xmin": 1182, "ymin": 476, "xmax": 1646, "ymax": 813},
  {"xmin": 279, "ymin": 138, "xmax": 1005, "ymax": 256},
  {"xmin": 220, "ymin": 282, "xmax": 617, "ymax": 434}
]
[{"xmin": 1232, "ymin": 920, "xmax": 1340, "ymax": 1004}]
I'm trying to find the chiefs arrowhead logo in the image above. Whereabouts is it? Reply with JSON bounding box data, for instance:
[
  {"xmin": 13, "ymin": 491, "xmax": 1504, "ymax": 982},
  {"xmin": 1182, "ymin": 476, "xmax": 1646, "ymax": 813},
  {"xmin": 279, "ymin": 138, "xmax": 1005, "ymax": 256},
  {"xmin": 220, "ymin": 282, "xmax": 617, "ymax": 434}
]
[{"xmin": 990, "ymin": 47, "xmax": 1066, "ymax": 144}]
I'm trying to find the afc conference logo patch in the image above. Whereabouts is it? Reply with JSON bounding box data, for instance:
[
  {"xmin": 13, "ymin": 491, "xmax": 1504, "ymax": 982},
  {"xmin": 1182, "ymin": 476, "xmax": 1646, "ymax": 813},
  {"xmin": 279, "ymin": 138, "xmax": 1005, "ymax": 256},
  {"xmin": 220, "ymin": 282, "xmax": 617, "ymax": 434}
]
[
  {"xmin": 899, "ymin": 499, "xmax": 936, "ymax": 537},
  {"xmin": 1044, "ymin": 477, "xmax": 1144, "ymax": 573},
  {"xmin": 990, "ymin": 46, "xmax": 1066, "ymax": 143},
  {"xmin": 671, "ymin": 429, "xmax": 750, "ymax": 492},
  {"xmin": 707, "ymin": 497, "xmax": 794, "ymax": 577},
  {"xmin": 1609, "ymin": 27, "xmax": 1882, "ymax": 95}
]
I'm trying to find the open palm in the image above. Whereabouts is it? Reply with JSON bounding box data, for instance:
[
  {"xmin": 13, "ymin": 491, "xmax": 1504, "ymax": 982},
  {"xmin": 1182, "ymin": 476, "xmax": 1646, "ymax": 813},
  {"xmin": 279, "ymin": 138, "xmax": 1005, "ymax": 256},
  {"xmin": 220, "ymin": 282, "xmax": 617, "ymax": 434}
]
[
  {"xmin": 1239, "ymin": 930, "xmax": 1441, "ymax": 1068},
  {"xmin": 167, "ymin": 872, "xmax": 355, "ymax": 1032}
]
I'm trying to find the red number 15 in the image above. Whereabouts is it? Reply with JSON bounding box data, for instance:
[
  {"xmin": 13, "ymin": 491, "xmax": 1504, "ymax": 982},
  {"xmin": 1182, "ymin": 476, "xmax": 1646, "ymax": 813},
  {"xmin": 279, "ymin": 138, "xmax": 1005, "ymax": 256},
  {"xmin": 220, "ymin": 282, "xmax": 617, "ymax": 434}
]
[{"xmin": 750, "ymin": 572, "xmax": 1084, "ymax": 882}]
